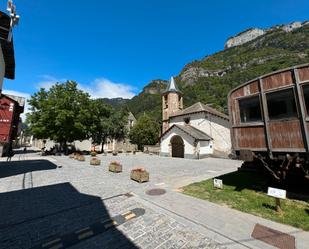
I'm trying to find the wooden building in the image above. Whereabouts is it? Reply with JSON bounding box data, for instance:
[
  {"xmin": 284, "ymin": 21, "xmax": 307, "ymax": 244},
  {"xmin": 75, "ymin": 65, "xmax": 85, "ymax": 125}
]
[
  {"xmin": 0, "ymin": 94, "xmax": 24, "ymax": 156},
  {"xmin": 228, "ymin": 64, "xmax": 309, "ymax": 159}
]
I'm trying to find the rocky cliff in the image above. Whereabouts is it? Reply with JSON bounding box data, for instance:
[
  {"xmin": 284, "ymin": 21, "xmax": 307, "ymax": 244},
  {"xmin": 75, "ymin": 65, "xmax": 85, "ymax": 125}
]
[{"xmin": 224, "ymin": 21, "xmax": 308, "ymax": 49}]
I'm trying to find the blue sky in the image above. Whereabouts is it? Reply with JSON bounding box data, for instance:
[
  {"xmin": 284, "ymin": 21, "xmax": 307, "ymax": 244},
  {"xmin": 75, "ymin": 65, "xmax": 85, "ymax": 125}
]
[{"xmin": 1, "ymin": 0, "xmax": 309, "ymax": 101}]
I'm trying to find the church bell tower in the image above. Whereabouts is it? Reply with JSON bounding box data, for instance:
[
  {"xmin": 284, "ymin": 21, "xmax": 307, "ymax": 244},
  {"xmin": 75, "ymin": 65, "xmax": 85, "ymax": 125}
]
[{"xmin": 162, "ymin": 77, "xmax": 183, "ymax": 133}]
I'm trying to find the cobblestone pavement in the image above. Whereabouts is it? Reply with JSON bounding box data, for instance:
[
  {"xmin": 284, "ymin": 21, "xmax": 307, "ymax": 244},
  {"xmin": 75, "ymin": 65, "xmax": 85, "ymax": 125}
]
[{"xmin": 0, "ymin": 151, "xmax": 241, "ymax": 249}]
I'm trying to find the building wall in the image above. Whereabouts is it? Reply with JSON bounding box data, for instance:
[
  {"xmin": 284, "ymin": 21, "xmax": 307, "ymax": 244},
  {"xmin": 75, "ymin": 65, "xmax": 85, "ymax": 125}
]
[
  {"xmin": 73, "ymin": 140, "xmax": 92, "ymax": 151},
  {"xmin": 103, "ymin": 138, "xmax": 137, "ymax": 152},
  {"xmin": 169, "ymin": 112, "xmax": 231, "ymax": 156},
  {"xmin": 199, "ymin": 140, "xmax": 213, "ymax": 157},
  {"xmin": 160, "ymin": 127, "xmax": 212, "ymax": 159},
  {"xmin": 0, "ymin": 48, "xmax": 5, "ymax": 92}
]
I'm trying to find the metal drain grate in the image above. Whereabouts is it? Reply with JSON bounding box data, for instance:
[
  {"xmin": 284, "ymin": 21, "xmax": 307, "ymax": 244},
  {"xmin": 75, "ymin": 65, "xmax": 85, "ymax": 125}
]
[
  {"xmin": 146, "ymin": 188, "xmax": 166, "ymax": 196},
  {"xmin": 251, "ymin": 223, "xmax": 295, "ymax": 249}
]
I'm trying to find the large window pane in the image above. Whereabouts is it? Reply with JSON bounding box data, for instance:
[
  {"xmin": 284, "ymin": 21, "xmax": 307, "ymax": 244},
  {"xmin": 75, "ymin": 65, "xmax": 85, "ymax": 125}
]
[
  {"xmin": 266, "ymin": 89, "xmax": 297, "ymax": 120},
  {"xmin": 303, "ymin": 84, "xmax": 309, "ymax": 116},
  {"xmin": 239, "ymin": 96, "xmax": 262, "ymax": 123}
]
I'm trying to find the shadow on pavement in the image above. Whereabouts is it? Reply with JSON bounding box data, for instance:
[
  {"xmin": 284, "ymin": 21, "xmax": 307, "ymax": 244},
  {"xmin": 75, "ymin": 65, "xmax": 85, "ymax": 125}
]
[
  {"xmin": 13, "ymin": 149, "xmax": 41, "ymax": 155},
  {"xmin": 0, "ymin": 160, "xmax": 57, "ymax": 178},
  {"xmin": 0, "ymin": 182, "xmax": 137, "ymax": 249}
]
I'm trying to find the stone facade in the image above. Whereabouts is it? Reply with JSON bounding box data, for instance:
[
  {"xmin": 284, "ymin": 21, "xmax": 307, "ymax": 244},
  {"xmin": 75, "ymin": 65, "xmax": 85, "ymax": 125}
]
[{"xmin": 162, "ymin": 77, "xmax": 183, "ymax": 133}]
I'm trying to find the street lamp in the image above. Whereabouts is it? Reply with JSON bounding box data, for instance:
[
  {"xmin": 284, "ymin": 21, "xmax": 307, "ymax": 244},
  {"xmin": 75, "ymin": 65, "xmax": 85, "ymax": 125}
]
[{"xmin": 6, "ymin": 0, "xmax": 20, "ymax": 42}]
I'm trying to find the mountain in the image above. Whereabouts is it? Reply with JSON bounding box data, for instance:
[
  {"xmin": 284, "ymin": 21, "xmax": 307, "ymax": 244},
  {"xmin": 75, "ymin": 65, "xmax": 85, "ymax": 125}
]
[
  {"xmin": 122, "ymin": 21, "xmax": 309, "ymax": 122},
  {"xmin": 101, "ymin": 97, "xmax": 130, "ymax": 108}
]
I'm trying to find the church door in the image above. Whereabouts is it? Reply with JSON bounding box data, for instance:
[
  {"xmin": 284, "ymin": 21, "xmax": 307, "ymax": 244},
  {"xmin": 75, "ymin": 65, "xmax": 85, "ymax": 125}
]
[{"xmin": 171, "ymin": 135, "xmax": 184, "ymax": 158}]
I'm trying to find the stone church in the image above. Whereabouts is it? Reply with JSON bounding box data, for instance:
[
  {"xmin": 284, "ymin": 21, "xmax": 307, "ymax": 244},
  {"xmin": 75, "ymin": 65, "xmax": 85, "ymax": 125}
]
[{"xmin": 160, "ymin": 77, "xmax": 231, "ymax": 159}]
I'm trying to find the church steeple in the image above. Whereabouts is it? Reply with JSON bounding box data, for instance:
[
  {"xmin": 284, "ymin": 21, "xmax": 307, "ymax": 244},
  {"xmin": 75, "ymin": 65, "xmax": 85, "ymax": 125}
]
[
  {"xmin": 162, "ymin": 77, "xmax": 183, "ymax": 133},
  {"xmin": 163, "ymin": 77, "xmax": 181, "ymax": 94}
]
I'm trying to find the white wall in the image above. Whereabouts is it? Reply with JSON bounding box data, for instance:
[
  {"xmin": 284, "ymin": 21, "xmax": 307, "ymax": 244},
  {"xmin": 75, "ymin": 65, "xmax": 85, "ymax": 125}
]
[
  {"xmin": 73, "ymin": 140, "xmax": 92, "ymax": 151},
  {"xmin": 160, "ymin": 126, "xmax": 212, "ymax": 159},
  {"xmin": 0, "ymin": 47, "xmax": 5, "ymax": 92},
  {"xmin": 169, "ymin": 112, "xmax": 231, "ymax": 156},
  {"xmin": 199, "ymin": 140, "xmax": 213, "ymax": 155},
  {"xmin": 161, "ymin": 127, "xmax": 195, "ymax": 156}
]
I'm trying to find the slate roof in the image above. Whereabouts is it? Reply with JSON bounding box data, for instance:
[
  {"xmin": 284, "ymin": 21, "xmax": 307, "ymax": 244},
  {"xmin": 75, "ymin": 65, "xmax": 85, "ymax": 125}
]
[
  {"xmin": 170, "ymin": 102, "xmax": 229, "ymax": 120},
  {"xmin": 161, "ymin": 124, "xmax": 213, "ymax": 141}
]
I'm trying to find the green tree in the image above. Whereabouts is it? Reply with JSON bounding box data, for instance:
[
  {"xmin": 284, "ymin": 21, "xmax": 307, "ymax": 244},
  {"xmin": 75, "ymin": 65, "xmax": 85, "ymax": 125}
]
[
  {"xmin": 108, "ymin": 109, "xmax": 128, "ymax": 147},
  {"xmin": 129, "ymin": 114, "xmax": 160, "ymax": 150},
  {"xmin": 89, "ymin": 99, "xmax": 112, "ymax": 152},
  {"xmin": 27, "ymin": 81, "xmax": 92, "ymax": 152}
]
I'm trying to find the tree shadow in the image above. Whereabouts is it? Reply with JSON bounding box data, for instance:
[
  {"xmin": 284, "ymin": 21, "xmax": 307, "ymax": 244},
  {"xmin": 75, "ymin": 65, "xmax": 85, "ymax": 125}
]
[
  {"xmin": 0, "ymin": 182, "xmax": 138, "ymax": 249},
  {"xmin": 217, "ymin": 171, "xmax": 268, "ymax": 192},
  {"xmin": 13, "ymin": 149, "xmax": 41, "ymax": 155},
  {"xmin": 217, "ymin": 170, "xmax": 309, "ymax": 201},
  {"xmin": 0, "ymin": 160, "xmax": 57, "ymax": 178}
]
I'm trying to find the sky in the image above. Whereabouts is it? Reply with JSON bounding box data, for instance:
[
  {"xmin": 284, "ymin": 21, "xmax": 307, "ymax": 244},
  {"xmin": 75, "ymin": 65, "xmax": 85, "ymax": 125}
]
[{"xmin": 1, "ymin": 0, "xmax": 309, "ymax": 103}]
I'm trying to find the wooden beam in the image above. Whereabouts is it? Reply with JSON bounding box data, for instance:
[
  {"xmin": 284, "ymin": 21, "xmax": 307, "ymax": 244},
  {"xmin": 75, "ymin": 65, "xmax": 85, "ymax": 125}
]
[
  {"xmin": 293, "ymin": 68, "xmax": 309, "ymax": 154},
  {"xmin": 259, "ymin": 78, "xmax": 273, "ymax": 158}
]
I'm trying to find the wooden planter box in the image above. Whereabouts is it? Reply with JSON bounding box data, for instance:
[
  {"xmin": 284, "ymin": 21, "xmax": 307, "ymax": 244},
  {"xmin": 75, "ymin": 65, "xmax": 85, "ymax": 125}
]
[
  {"xmin": 77, "ymin": 155, "xmax": 85, "ymax": 161},
  {"xmin": 109, "ymin": 163, "xmax": 122, "ymax": 173},
  {"xmin": 90, "ymin": 152, "xmax": 97, "ymax": 157},
  {"xmin": 130, "ymin": 169, "xmax": 149, "ymax": 183},
  {"xmin": 90, "ymin": 158, "xmax": 101, "ymax": 166}
]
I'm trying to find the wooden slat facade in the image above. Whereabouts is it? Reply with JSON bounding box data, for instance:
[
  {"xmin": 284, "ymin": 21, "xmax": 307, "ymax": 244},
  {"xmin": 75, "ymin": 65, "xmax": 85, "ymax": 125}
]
[
  {"xmin": 269, "ymin": 120, "xmax": 304, "ymax": 149},
  {"xmin": 234, "ymin": 126, "xmax": 266, "ymax": 149},
  {"xmin": 263, "ymin": 71, "xmax": 293, "ymax": 91},
  {"xmin": 298, "ymin": 66, "xmax": 309, "ymax": 82},
  {"xmin": 229, "ymin": 64, "xmax": 309, "ymax": 155}
]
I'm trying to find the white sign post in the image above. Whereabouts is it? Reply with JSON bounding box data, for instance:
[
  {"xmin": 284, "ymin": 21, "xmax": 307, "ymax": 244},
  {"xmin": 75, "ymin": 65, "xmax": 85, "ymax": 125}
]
[
  {"xmin": 213, "ymin": 179, "xmax": 223, "ymax": 189},
  {"xmin": 267, "ymin": 187, "xmax": 286, "ymax": 213}
]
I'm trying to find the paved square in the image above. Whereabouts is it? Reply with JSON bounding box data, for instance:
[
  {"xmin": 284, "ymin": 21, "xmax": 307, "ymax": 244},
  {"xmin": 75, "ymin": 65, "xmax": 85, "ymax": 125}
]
[
  {"xmin": 2, "ymin": 151, "xmax": 307, "ymax": 249},
  {"xmin": 0, "ymin": 151, "xmax": 240, "ymax": 249}
]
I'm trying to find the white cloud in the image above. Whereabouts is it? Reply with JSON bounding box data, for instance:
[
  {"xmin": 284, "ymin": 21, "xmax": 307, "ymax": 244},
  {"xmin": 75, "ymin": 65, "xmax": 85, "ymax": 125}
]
[
  {"xmin": 2, "ymin": 89, "xmax": 31, "ymax": 120},
  {"xmin": 36, "ymin": 75, "xmax": 137, "ymax": 99},
  {"xmin": 36, "ymin": 75, "xmax": 66, "ymax": 90},
  {"xmin": 1, "ymin": 76, "xmax": 137, "ymax": 122},
  {"xmin": 79, "ymin": 78, "xmax": 137, "ymax": 99}
]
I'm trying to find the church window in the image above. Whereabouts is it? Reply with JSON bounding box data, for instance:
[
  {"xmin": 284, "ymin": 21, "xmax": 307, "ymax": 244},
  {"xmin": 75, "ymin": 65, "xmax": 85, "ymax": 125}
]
[
  {"xmin": 184, "ymin": 117, "xmax": 190, "ymax": 124},
  {"xmin": 164, "ymin": 96, "xmax": 168, "ymax": 108}
]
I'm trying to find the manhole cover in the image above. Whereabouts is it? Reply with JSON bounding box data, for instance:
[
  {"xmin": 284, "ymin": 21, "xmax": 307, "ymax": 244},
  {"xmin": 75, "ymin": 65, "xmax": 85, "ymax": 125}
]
[
  {"xmin": 146, "ymin": 188, "xmax": 166, "ymax": 196},
  {"xmin": 251, "ymin": 223, "xmax": 295, "ymax": 249}
]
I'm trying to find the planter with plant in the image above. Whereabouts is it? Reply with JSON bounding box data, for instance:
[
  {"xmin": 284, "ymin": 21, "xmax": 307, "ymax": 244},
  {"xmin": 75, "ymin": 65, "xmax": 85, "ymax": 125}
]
[
  {"xmin": 130, "ymin": 168, "xmax": 149, "ymax": 183},
  {"xmin": 109, "ymin": 161, "xmax": 122, "ymax": 173}
]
